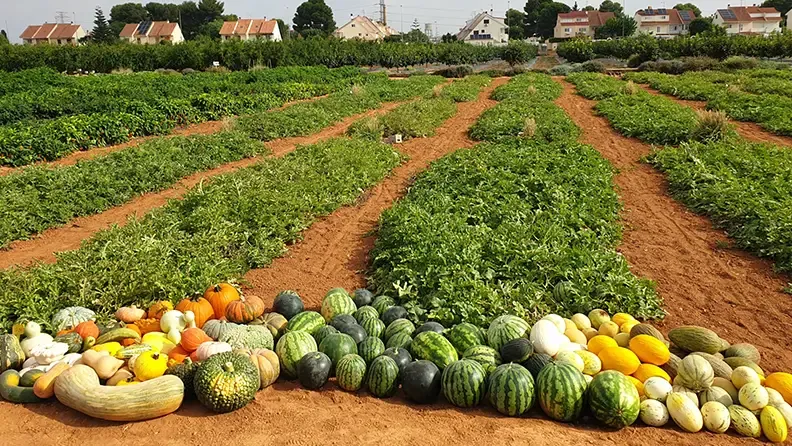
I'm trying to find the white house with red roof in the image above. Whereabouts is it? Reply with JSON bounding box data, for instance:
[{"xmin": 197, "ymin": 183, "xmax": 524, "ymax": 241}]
[
  {"xmin": 219, "ymin": 19, "xmax": 282, "ymax": 41},
  {"xmin": 713, "ymin": 6, "xmax": 782, "ymax": 35},
  {"xmin": 120, "ymin": 21, "xmax": 184, "ymax": 44},
  {"xmin": 554, "ymin": 11, "xmax": 614, "ymax": 38},
  {"xmin": 20, "ymin": 23, "xmax": 86, "ymax": 45},
  {"xmin": 634, "ymin": 7, "xmax": 696, "ymax": 38}
]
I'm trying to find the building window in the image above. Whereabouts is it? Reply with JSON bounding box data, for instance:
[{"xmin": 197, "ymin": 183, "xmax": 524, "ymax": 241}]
[
  {"xmin": 673, "ymin": 25, "xmax": 678, "ymax": 30},
  {"xmin": 564, "ymin": 27, "xmax": 571, "ymax": 32},
  {"xmin": 484, "ymin": 19, "xmax": 489, "ymax": 25},
  {"xmin": 580, "ymin": 27, "xmax": 587, "ymax": 32},
  {"xmin": 351, "ymin": 24, "xmax": 355, "ymax": 27},
  {"xmin": 657, "ymin": 26, "xmax": 661, "ymax": 33}
]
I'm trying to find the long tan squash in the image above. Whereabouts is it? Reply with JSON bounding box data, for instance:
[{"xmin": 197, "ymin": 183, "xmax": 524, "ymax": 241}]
[{"xmin": 54, "ymin": 364, "xmax": 184, "ymax": 422}]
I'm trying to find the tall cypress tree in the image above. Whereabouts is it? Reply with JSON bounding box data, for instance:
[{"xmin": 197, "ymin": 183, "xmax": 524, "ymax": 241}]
[{"xmin": 92, "ymin": 7, "xmax": 116, "ymax": 43}]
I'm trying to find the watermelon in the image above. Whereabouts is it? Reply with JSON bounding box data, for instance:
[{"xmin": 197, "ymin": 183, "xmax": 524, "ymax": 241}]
[
  {"xmin": 354, "ymin": 306, "xmax": 379, "ymax": 323},
  {"xmin": 287, "ymin": 311, "xmax": 325, "ymax": 335},
  {"xmin": 340, "ymin": 324, "xmax": 367, "ymax": 344},
  {"xmin": 382, "ymin": 306, "xmax": 408, "ymax": 326},
  {"xmin": 371, "ymin": 296, "xmax": 395, "ymax": 315},
  {"xmin": 274, "ymin": 290, "xmax": 304, "ymax": 320},
  {"xmin": 336, "ymin": 354, "xmax": 367, "ymax": 392},
  {"xmin": 441, "ymin": 359, "xmax": 487, "ymax": 408},
  {"xmin": 360, "ymin": 317, "xmax": 385, "ymax": 340},
  {"xmin": 352, "ymin": 289, "xmax": 373, "ymax": 307},
  {"xmin": 384, "ymin": 318, "xmax": 415, "ymax": 342},
  {"xmin": 588, "ymin": 370, "xmax": 640, "ymax": 429},
  {"xmin": 276, "ymin": 331, "xmax": 319, "ymax": 379},
  {"xmin": 321, "ymin": 289, "xmax": 357, "ymax": 322},
  {"xmin": 411, "ymin": 331, "xmax": 458, "ymax": 370},
  {"xmin": 522, "ymin": 353, "xmax": 553, "ymax": 380},
  {"xmin": 552, "ymin": 281, "xmax": 574, "ymax": 304},
  {"xmin": 386, "ymin": 332, "xmax": 413, "ymax": 350},
  {"xmin": 367, "ymin": 355, "xmax": 400, "ymax": 398},
  {"xmin": 488, "ymin": 363, "xmax": 536, "ymax": 416},
  {"xmin": 402, "ymin": 360, "xmax": 441, "ymax": 404},
  {"xmin": 445, "ymin": 322, "xmax": 486, "ymax": 355},
  {"xmin": 358, "ymin": 336, "xmax": 386, "ymax": 365},
  {"xmin": 319, "ymin": 333, "xmax": 358, "ymax": 375},
  {"xmin": 487, "ymin": 315, "xmax": 530, "ymax": 352},
  {"xmin": 382, "ymin": 347, "xmax": 412, "ymax": 373},
  {"xmin": 298, "ymin": 352, "xmax": 332, "ymax": 390},
  {"xmin": 330, "ymin": 314, "xmax": 358, "ymax": 331},
  {"xmin": 501, "ymin": 338, "xmax": 534, "ymax": 364},
  {"xmin": 536, "ymin": 362, "xmax": 587, "ymax": 422},
  {"xmin": 463, "ymin": 345, "xmax": 502, "ymax": 375},
  {"xmin": 313, "ymin": 325, "xmax": 338, "ymax": 346},
  {"xmin": 415, "ymin": 322, "xmax": 445, "ymax": 336}
]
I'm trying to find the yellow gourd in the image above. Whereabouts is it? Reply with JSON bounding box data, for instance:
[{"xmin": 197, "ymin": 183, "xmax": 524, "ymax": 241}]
[
  {"xmin": 32, "ymin": 362, "xmax": 70, "ymax": 399},
  {"xmin": 598, "ymin": 346, "xmax": 641, "ymax": 375},
  {"xmin": 115, "ymin": 378, "xmax": 142, "ymax": 386},
  {"xmin": 132, "ymin": 351, "xmax": 168, "ymax": 381},
  {"xmin": 90, "ymin": 342, "xmax": 123, "ymax": 357},
  {"xmin": 629, "ymin": 334, "xmax": 670, "ymax": 366},
  {"xmin": 766, "ymin": 373, "xmax": 792, "ymax": 405},
  {"xmin": 620, "ymin": 320, "xmax": 640, "ymax": 334}
]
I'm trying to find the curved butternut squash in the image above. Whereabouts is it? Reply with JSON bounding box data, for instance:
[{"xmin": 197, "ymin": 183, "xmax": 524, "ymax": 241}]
[
  {"xmin": 33, "ymin": 362, "xmax": 70, "ymax": 399},
  {"xmin": 54, "ymin": 365, "xmax": 184, "ymax": 422}
]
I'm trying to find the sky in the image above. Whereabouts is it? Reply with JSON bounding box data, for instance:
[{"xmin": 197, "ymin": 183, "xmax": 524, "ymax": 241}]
[{"xmin": 0, "ymin": 0, "xmax": 756, "ymax": 43}]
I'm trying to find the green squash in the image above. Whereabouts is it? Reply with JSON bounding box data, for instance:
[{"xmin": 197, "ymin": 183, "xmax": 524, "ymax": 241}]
[
  {"xmin": 194, "ymin": 352, "xmax": 259, "ymax": 413},
  {"xmin": 54, "ymin": 332, "xmax": 84, "ymax": 354},
  {"xmin": 0, "ymin": 334, "xmax": 24, "ymax": 373}
]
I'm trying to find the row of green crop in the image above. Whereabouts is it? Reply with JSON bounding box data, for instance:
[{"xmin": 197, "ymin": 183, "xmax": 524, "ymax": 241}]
[
  {"xmin": 0, "ymin": 75, "xmax": 445, "ymax": 250},
  {"xmin": 368, "ymin": 74, "xmax": 661, "ymax": 327},
  {"xmin": 624, "ymin": 71, "xmax": 792, "ymax": 136},
  {"xmin": 0, "ymin": 39, "xmax": 511, "ymax": 73}
]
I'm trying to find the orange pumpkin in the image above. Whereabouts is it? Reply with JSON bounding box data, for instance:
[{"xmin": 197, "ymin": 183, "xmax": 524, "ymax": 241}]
[
  {"xmin": 175, "ymin": 295, "xmax": 215, "ymax": 328},
  {"xmin": 74, "ymin": 321, "xmax": 100, "ymax": 339},
  {"xmin": 56, "ymin": 329, "xmax": 73, "ymax": 337},
  {"xmin": 225, "ymin": 295, "xmax": 265, "ymax": 324},
  {"xmin": 147, "ymin": 301, "xmax": 173, "ymax": 320},
  {"xmin": 180, "ymin": 328, "xmax": 212, "ymax": 352},
  {"xmin": 125, "ymin": 324, "xmax": 142, "ymax": 336},
  {"xmin": 168, "ymin": 345, "xmax": 190, "ymax": 364},
  {"xmin": 189, "ymin": 350, "xmax": 200, "ymax": 363},
  {"xmin": 121, "ymin": 338, "xmax": 137, "ymax": 347},
  {"xmin": 204, "ymin": 283, "xmax": 240, "ymax": 319},
  {"xmin": 135, "ymin": 318, "xmax": 162, "ymax": 335}
]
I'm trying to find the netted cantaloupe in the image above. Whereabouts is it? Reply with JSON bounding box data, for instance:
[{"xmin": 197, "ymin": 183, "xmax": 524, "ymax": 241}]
[{"xmin": 689, "ymin": 352, "xmax": 733, "ymax": 380}]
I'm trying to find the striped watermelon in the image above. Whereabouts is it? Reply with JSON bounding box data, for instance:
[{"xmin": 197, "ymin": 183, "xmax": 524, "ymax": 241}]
[
  {"xmin": 318, "ymin": 333, "xmax": 358, "ymax": 375},
  {"xmin": 411, "ymin": 331, "xmax": 458, "ymax": 370},
  {"xmin": 276, "ymin": 330, "xmax": 318, "ymax": 379},
  {"xmin": 367, "ymin": 355, "xmax": 400, "ymax": 398},
  {"xmin": 386, "ymin": 332, "xmax": 413, "ymax": 350},
  {"xmin": 358, "ymin": 336, "xmax": 386, "ymax": 365},
  {"xmin": 487, "ymin": 315, "xmax": 530, "ymax": 352},
  {"xmin": 463, "ymin": 345, "xmax": 502, "ymax": 375},
  {"xmin": 488, "ymin": 363, "xmax": 536, "ymax": 416},
  {"xmin": 552, "ymin": 281, "xmax": 574, "ymax": 303},
  {"xmin": 313, "ymin": 325, "xmax": 338, "ymax": 345},
  {"xmin": 360, "ymin": 317, "xmax": 386, "ymax": 339},
  {"xmin": 384, "ymin": 318, "xmax": 415, "ymax": 342},
  {"xmin": 500, "ymin": 338, "xmax": 534, "ymax": 364},
  {"xmin": 588, "ymin": 370, "xmax": 640, "ymax": 429},
  {"xmin": 445, "ymin": 322, "xmax": 486, "ymax": 355},
  {"xmin": 321, "ymin": 289, "xmax": 357, "ymax": 322},
  {"xmin": 354, "ymin": 306, "xmax": 379, "ymax": 323},
  {"xmin": 441, "ymin": 359, "xmax": 487, "ymax": 408},
  {"xmin": 287, "ymin": 311, "xmax": 325, "ymax": 335},
  {"xmin": 336, "ymin": 354, "xmax": 367, "ymax": 392},
  {"xmin": 537, "ymin": 362, "xmax": 587, "ymax": 422},
  {"xmin": 372, "ymin": 296, "xmax": 395, "ymax": 315}
]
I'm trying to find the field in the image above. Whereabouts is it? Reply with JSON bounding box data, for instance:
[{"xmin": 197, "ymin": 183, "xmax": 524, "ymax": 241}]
[{"xmin": 1, "ymin": 59, "xmax": 792, "ymax": 446}]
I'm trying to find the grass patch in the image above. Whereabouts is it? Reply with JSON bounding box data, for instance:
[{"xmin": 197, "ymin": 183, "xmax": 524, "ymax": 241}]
[
  {"xmin": 491, "ymin": 72, "xmax": 563, "ymax": 101},
  {"xmin": 440, "ymin": 75, "xmax": 492, "ymax": 102},
  {"xmin": 595, "ymin": 91, "xmax": 700, "ymax": 145},
  {"xmin": 469, "ymin": 99, "xmax": 579, "ymax": 143},
  {"xmin": 566, "ymin": 72, "xmax": 627, "ymax": 100}
]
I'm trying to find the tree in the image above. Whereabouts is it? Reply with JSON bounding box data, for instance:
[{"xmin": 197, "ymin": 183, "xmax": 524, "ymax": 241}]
[
  {"xmin": 689, "ymin": 17, "xmax": 715, "ymax": 35},
  {"xmin": 502, "ymin": 41, "xmax": 534, "ymax": 67},
  {"xmin": 537, "ymin": 2, "xmax": 571, "ymax": 38},
  {"xmin": 583, "ymin": 5, "xmax": 596, "ymax": 10},
  {"xmin": 293, "ymin": 0, "xmax": 336, "ymax": 36},
  {"xmin": 404, "ymin": 28, "xmax": 430, "ymax": 42},
  {"xmin": 673, "ymin": 3, "xmax": 702, "ymax": 17},
  {"xmin": 441, "ymin": 33, "xmax": 458, "ymax": 43},
  {"xmin": 91, "ymin": 7, "xmax": 116, "ymax": 43},
  {"xmin": 276, "ymin": 19, "xmax": 290, "ymax": 40},
  {"xmin": 524, "ymin": 0, "xmax": 553, "ymax": 37},
  {"xmin": 198, "ymin": 0, "xmax": 224, "ymax": 23},
  {"xmin": 598, "ymin": 0, "xmax": 624, "ymax": 16},
  {"xmin": 594, "ymin": 15, "xmax": 637, "ymax": 38},
  {"xmin": 573, "ymin": 1, "xmax": 580, "ymax": 10},
  {"xmin": 411, "ymin": 18, "xmax": 420, "ymax": 31},
  {"xmin": 506, "ymin": 9, "xmax": 527, "ymax": 39},
  {"xmin": 0, "ymin": 30, "xmax": 8, "ymax": 46},
  {"xmin": 145, "ymin": 2, "xmax": 181, "ymax": 22},
  {"xmin": 110, "ymin": 3, "xmax": 149, "ymax": 35}
]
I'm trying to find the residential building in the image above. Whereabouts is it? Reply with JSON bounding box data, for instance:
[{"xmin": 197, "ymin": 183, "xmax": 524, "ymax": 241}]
[
  {"xmin": 713, "ymin": 6, "xmax": 783, "ymax": 35},
  {"xmin": 219, "ymin": 19, "xmax": 282, "ymax": 42},
  {"xmin": 334, "ymin": 15, "xmax": 398, "ymax": 40},
  {"xmin": 553, "ymin": 10, "xmax": 614, "ymax": 38},
  {"xmin": 20, "ymin": 23, "xmax": 86, "ymax": 45},
  {"xmin": 456, "ymin": 12, "xmax": 508, "ymax": 46},
  {"xmin": 120, "ymin": 21, "xmax": 184, "ymax": 44},
  {"xmin": 787, "ymin": 9, "xmax": 792, "ymax": 29},
  {"xmin": 634, "ymin": 7, "xmax": 696, "ymax": 38}
]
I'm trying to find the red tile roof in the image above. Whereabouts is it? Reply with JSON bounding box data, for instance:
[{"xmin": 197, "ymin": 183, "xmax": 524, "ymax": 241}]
[
  {"xmin": 220, "ymin": 19, "xmax": 278, "ymax": 36},
  {"xmin": 20, "ymin": 23, "xmax": 81, "ymax": 40},
  {"xmin": 260, "ymin": 20, "xmax": 277, "ymax": 35},
  {"xmin": 119, "ymin": 23, "xmax": 138, "ymax": 38},
  {"xmin": 720, "ymin": 6, "xmax": 781, "ymax": 22},
  {"xmin": 588, "ymin": 11, "xmax": 615, "ymax": 26},
  {"xmin": 119, "ymin": 21, "xmax": 179, "ymax": 38},
  {"xmin": 33, "ymin": 23, "xmax": 57, "ymax": 39},
  {"xmin": 219, "ymin": 21, "xmax": 236, "ymax": 35},
  {"xmin": 20, "ymin": 25, "xmax": 40, "ymax": 39},
  {"xmin": 559, "ymin": 11, "xmax": 589, "ymax": 19},
  {"xmin": 50, "ymin": 24, "xmax": 80, "ymax": 39}
]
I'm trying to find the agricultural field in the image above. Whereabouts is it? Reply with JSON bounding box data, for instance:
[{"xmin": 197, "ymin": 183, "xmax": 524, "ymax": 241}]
[{"xmin": 2, "ymin": 60, "xmax": 792, "ymax": 446}]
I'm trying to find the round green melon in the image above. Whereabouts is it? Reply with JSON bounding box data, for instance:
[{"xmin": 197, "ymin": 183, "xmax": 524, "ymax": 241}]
[
  {"xmin": 386, "ymin": 331, "xmax": 413, "ymax": 350},
  {"xmin": 336, "ymin": 354, "xmax": 367, "ymax": 392},
  {"xmin": 587, "ymin": 370, "xmax": 640, "ymax": 429},
  {"xmin": 441, "ymin": 359, "xmax": 487, "ymax": 408},
  {"xmin": 371, "ymin": 295, "xmax": 395, "ymax": 315},
  {"xmin": 384, "ymin": 318, "xmax": 415, "ymax": 342},
  {"xmin": 360, "ymin": 317, "xmax": 386, "ymax": 340},
  {"xmin": 411, "ymin": 331, "xmax": 458, "ymax": 370},
  {"xmin": 354, "ymin": 306, "xmax": 379, "ymax": 323},
  {"xmin": 463, "ymin": 345, "xmax": 502, "ymax": 376},
  {"xmin": 367, "ymin": 355, "xmax": 400, "ymax": 398},
  {"xmin": 276, "ymin": 330, "xmax": 319, "ymax": 379},
  {"xmin": 287, "ymin": 311, "xmax": 326, "ymax": 335},
  {"xmin": 194, "ymin": 352, "xmax": 259, "ymax": 413},
  {"xmin": 487, "ymin": 315, "xmax": 530, "ymax": 352},
  {"xmin": 358, "ymin": 336, "xmax": 386, "ymax": 365},
  {"xmin": 522, "ymin": 353, "xmax": 553, "ymax": 380},
  {"xmin": 536, "ymin": 362, "xmax": 587, "ymax": 422},
  {"xmin": 313, "ymin": 325, "xmax": 339, "ymax": 346},
  {"xmin": 488, "ymin": 363, "xmax": 535, "ymax": 416},
  {"xmin": 318, "ymin": 333, "xmax": 358, "ymax": 375},
  {"xmin": 500, "ymin": 338, "xmax": 534, "ymax": 364},
  {"xmin": 321, "ymin": 290, "xmax": 357, "ymax": 323},
  {"xmin": 444, "ymin": 322, "xmax": 486, "ymax": 355}
]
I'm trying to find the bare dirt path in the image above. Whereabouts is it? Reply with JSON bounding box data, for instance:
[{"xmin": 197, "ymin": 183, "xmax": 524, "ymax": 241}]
[
  {"xmin": 0, "ymin": 102, "xmax": 401, "ymax": 269},
  {"xmin": 636, "ymin": 83, "xmax": 792, "ymax": 147}
]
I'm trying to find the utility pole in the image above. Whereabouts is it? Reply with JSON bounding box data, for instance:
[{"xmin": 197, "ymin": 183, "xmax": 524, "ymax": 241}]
[
  {"xmin": 400, "ymin": 5, "xmax": 403, "ymax": 33},
  {"xmin": 380, "ymin": 0, "xmax": 387, "ymax": 26},
  {"xmin": 55, "ymin": 11, "xmax": 69, "ymax": 24}
]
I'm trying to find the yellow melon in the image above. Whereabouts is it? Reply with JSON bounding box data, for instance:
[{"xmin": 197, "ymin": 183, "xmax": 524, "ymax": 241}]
[
  {"xmin": 598, "ymin": 321, "xmax": 620, "ymax": 337},
  {"xmin": 629, "ymin": 334, "xmax": 670, "ymax": 366},
  {"xmin": 633, "ymin": 363, "xmax": 671, "ymax": 383},
  {"xmin": 588, "ymin": 335, "xmax": 618, "ymax": 355},
  {"xmin": 627, "ymin": 375, "xmax": 645, "ymax": 396},
  {"xmin": 612, "ymin": 312, "xmax": 635, "ymax": 327},
  {"xmin": 766, "ymin": 373, "xmax": 792, "ymax": 405},
  {"xmin": 598, "ymin": 346, "xmax": 641, "ymax": 375}
]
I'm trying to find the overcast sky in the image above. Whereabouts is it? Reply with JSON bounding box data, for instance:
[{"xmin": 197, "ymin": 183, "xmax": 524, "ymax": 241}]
[{"xmin": 1, "ymin": 0, "xmax": 750, "ymax": 43}]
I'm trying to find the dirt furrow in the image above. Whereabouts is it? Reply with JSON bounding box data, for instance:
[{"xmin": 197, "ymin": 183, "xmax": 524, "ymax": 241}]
[{"xmin": 0, "ymin": 102, "xmax": 402, "ymax": 269}]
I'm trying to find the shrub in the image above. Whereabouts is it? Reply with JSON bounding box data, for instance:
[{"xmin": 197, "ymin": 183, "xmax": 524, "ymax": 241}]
[
  {"xmin": 719, "ymin": 56, "xmax": 759, "ymax": 71},
  {"xmin": 557, "ymin": 38, "xmax": 595, "ymax": 63},
  {"xmin": 572, "ymin": 61, "xmax": 606, "ymax": 73},
  {"xmin": 691, "ymin": 110, "xmax": 733, "ymax": 143},
  {"xmin": 435, "ymin": 65, "xmax": 473, "ymax": 78}
]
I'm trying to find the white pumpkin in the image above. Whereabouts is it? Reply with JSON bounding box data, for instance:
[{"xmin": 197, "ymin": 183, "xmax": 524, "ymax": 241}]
[
  {"xmin": 30, "ymin": 341, "xmax": 69, "ymax": 365},
  {"xmin": 540, "ymin": 314, "xmax": 565, "ymax": 333},
  {"xmin": 160, "ymin": 310, "xmax": 196, "ymax": 345},
  {"xmin": 19, "ymin": 321, "xmax": 54, "ymax": 357},
  {"xmin": 571, "ymin": 313, "xmax": 591, "ymax": 330},
  {"xmin": 701, "ymin": 401, "xmax": 731, "ymax": 433},
  {"xmin": 640, "ymin": 399, "xmax": 669, "ymax": 427},
  {"xmin": 644, "ymin": 377, "xmax": 673, "ymax": 402},
  {"xmin": 738, "ymin": 382, "xmax": 769, "ymax": 410},
  {"xmin": 195, "ymin": 341, "xmax": 232, "ymax": 361},
  {"xmin": 667, "ymin": 392, "xmax": 704, "ymax": 433},
  {"xmin": 530, "ymin": 320, "xmax": 563, "ymax": 356}
]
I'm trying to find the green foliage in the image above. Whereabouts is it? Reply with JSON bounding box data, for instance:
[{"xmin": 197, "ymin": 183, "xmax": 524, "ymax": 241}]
[
  {"xmin": 537, "ymin": 2, "xmax": 571, "ymax": 38},
  {"xmin": 689, "ymin": 17, "xmax": 715, "ymax": 36},
  {"xmin": 490, "ymin": 72, "xmax": 563, "ymax": 101},
  {"xmin": 109, "ymin": 0, "xmax": 226, "ymax": 40},
  {"xmin": 506, "ymin": 9, "xmax": 527, "ymax": 40},
  {"xmin": 595, "ymin": 92, "xmax": 699, "ymax": 145},
  {"xmin": 599, "ymin": 0, "xmax": 625, "ymax": 15},
  {"xmin": 91, "ymin": 7, "xmax": 116, "ymax": 44},
  {"xmin": 501, "ymin": 41, "xmax": 538, "ymax": 67},
  {"xmin": 293, "ymin": 0, "xmax": 336, "ymax": 37},
  {"xmin": 440, "ymin": 75, "xmax": 492, "ymax": 102},
  {"xmin": 524, "ymin": 0, "xmax": 553, "ymax": 37},
  {"xmin": 0, "ymin": 30, "xmax": 9, "ymax": 46},
  {"xmin": 673, "ymin": 3, "xmax": 702, "ymax": 17},
  {"xmin": 556, "ymin": 38, "xmax": 594, "ymax": 63},
  {"xmin": 376, "ymin": 98, "xmax": 457, "ymax": 139},
  {"xmin": 566, "ymin": 72, "xmax": 629, "ymax": 99},
  {"xmin": 594, "ymin": 16, "xmax": 638, "ymax": 39}
]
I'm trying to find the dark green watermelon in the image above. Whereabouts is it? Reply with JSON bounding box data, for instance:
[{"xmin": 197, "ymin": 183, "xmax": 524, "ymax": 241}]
[
  {"xmin": 522, "ymin": 353, "xmax": 553, "ymax": 380},
  {"xmin": 354, "ymin": 306, "xmax": 379, "ymax": 323},
  {"xmin": 360, "ymin": 317, "xmax": 385, "ymax": 339},
  {"xmin": 462, "ymin": 345, "xmax": 502, "ymax": 375},
  {"xmin": 386, "ymin": 332, "xmax": 412, "ymax": 351},
  {"xmin": 313, "ymin": 325, "xmax": 338, "ymax": 346},
  {"xmin": 587, "ymin": 371, "xmax": 640, "ymax": 429},
  {"xmin": 382, "ymin": 347, "xmax": 412, "ymax": 373},
  {"xmin": 381, "ymin": 306, "xmax": 407, "ymax": 326},
  {"xmin": 488, "ymin": 363, "xmax": 535, "ymax": 416},
  {"xmin": 298, "ymin": 352, "xmax": 332, "ymax": 390},
  {"xmin": 415, "ymin": 322, "xmax": 445, "ymax": 336},
  {"xmin": 536, "ymin": 362, "xmax": 587, "ymax": 422},
  {"xmin": 352, "ymin": 289, "xmax": 374, "ymax": 307},
  {"xmin": 274, "ymin": 290, "xmax": 304, "ymax": 320},
  {"xmin": 441, "ymin": 359, "xmax": 487, "ymax": 408},
  {"xmin": 330, "ymin": 314, "xmax": 358, "ymax": 331},
  {"xmin": 287, "ymin": 311, "xmax": 325, "ymax": 335},
  {"xmin": 367, "ymin": 355, "xmax": 400, "ymax": 398},
  {"xmin": 552, "ymin": 281, "xmax": 574, "ymax": 303},
  {"xmin": 318, "ymin": 333, "xmax": 358, "ymax": 375},
  {"xmin": 500, "ymin": 338, "xmax": 534, "ymax": 364},
  {"xmin": 358, "ymin": 336, "xmax": 385, "ymax": 365},
  {"xmin": 339, "ymin": 324, "xmax": 367, "ymax": 344},
  {"xmin": 384, "ymin": 318, "xmax": 415, "ymax": 342},
  {"xmin": 336, "ymin": 354, "xmax": 367, "ymax": 392},
  {"xmin": 402, "ymin": 360, "xmax": 441, "ymax": 404},
  {"xmin": 445, "ymin": 322, "xmax": 486, "ymax": 355},
  {"xmin": 371, "ymin": 296, "xmax": 395, "ymax": 315},
  {"xmin": 487, "ymin": 315, "xmax": 530, "ymax": 353},
  {"xmin": 410, "ymin": 331, "xmax": 458, "ymax": 370}
]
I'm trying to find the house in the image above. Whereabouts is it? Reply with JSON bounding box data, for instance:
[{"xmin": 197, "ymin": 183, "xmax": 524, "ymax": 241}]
[
  {"xmin": 713, "ymin": 6, "xmax": 783, "ymax": 36},
  {"xmin": 20, "ymin": 23, "xmax": 86, "ymax": 45},
  {"xmin": 334, "ymin": 15, "xmax": 398, "ymax": 40},
  {"xmin": 553, "ymin": 11, "xmax": 614, "ymax": 38},
  {"xmin": 634, "ymin": 7, "xmax": 696, "ymax": 38},
  {"xmin": 120, "ymin": 21, "xmax": 184, "ymax": 44},
  {"xmin": 456, "ymin": 12, "xmax": 508, "ymax": 46},
  {"xmin": 788, "ymin": 9, "xmax": 791, "ymax": 29},
  {"xmin": 219, "ymin": 19, "xmax": 282, "ymax": 42}
]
